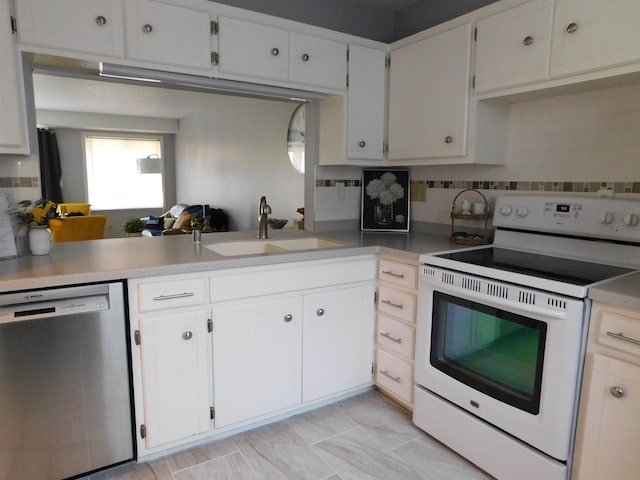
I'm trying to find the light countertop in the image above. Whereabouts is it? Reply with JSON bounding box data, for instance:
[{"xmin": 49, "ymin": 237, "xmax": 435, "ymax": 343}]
[
  {"xmin": 0, "ymin": 229, "xmax": 458, "ymax": 292},
  {"xmin": 588, "ymin": 272, "xmax": 640, "ymax": 310}
]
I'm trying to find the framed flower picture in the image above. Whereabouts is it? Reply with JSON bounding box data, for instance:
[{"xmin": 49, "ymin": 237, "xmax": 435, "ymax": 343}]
[{"xmin": 361, "ymin": 169, "xmax": 410, "ymax": 232}]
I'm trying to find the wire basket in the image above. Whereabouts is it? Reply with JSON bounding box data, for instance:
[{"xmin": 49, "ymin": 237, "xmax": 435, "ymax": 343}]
[{"xmin": 450, "ymin": 189, "xmax": 491, "ymax": 245}]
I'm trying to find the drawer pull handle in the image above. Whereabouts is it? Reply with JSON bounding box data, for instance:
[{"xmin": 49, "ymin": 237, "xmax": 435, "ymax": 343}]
[
  {"xmin": 380, "ymin": 332, "xmax": 402, "ymax": 344},
  {"xmin": 610, "ymin": 386, "xmax": 625, "ymax": 398},
  {"xmin": 271, "ymin": 47, "xmax": 280, "ymax": 56},
  {"xmin": 153, "ymin": 292, "xmax": 195, "ymax": 301},
  {"xmin": 382, "ymin": 270, "xmax": 405, "ymax": 279},
  {"xmin": 96, "ymin": 15, "xmax": 107, "ymax": 26},
  {"xmin": 379, "ymin": 369, "xmax": 401, "ymax": 383},
  {"xmin": 283, "ymin": 314, "xmax": 293, "ymax": 322},
  {"xmin": 182, "ymin": 331, "xmax": 193, "ymax": 340},
  {"xmin": 143, "ymin": 24, "xmax": 153, "ymax": 34},
  {"xmin": 381, "ymin": 299, "xmax": 403, "ymax": 310},
  {"xmin": 316, "ymin": 308, "xmax": 325, "ymax": 317},
  {"xmin": 606, "ymin": 331, "xmax": 640, "ymax": 347}
]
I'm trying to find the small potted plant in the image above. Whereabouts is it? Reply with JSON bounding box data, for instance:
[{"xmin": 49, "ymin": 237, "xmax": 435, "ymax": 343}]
[
  {"xmin": 11, "ymin": 199, "xmax": 62, "ymax": 255},
  {"xmin": 123, "ymin": 217, "xmax": 145, "ymax": 237}
]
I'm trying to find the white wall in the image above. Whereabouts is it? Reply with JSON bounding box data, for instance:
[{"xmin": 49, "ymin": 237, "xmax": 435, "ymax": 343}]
[{"xmin": 175, "ymin": 95, "xmax": 303, "ymax": 231}]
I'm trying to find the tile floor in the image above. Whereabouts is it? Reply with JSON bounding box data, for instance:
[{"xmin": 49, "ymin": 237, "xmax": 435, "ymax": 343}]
[{"xmin": 91, "ymin": 390, "xmax": 492, "ymax": 480}]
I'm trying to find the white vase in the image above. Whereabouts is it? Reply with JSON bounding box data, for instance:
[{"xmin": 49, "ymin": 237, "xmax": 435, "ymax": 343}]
[{"xmin": 29, "ymin": 226, "xmax": 51, "ymax": 255}]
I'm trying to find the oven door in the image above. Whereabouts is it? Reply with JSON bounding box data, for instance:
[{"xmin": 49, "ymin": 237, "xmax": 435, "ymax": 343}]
[{"xmin": 415, "ymin": 267, "xmax": 587, "ymax": 461}]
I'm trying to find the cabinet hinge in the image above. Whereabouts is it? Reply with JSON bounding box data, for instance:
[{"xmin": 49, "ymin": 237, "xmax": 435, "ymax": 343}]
[
  {"xmin": 382, "ymin": 143, "xmax": 388, "ymax": 154},
  {"xmin": 134, "ymin": 329, "xmax": 141, "ymax": 346},
  {"xmin": 211, "ymin": 20, "xmax": 218, "ymax": 35},
  {"xmin": 346, "ymin": 47, "xmax": 349, "ymax": 62},
  {"xmin": 374, "ymin": 290, "xmax": 378, "ymax": 304},
  {"xmin": 10, "ymin": 15, "xmax": 17, "ymax": 35},
  {"xmin": 472, "ymin": 75, "xmax": 476, "ymax": 89},
  {"xmin": 140, "ymin": 424, "xmax": 146, "ymax": 439},
  {"xmin": 210, "ymin": 406, "xmax": 215, "ymax": 419},
  {"xmin": 207, "ymin": 318, "xmax": 213, "ymax": 333},
  {"xmin": 211, "ymin": 52, "xmax": 219, "ymax": 66},
  {"xmin": 371, "ymin": 362, "xmax": 375, "ymax": 374},
  {"xmin": 474, "ymin": 27, "xmax": 477, "ymax": 42},
  {"xmin": 346, "ymin": 74, "xmax": 349, "ymax": 88},
  {"xmin": 385, "ymin": 56, "xmax": 391, "ymax": 69}
]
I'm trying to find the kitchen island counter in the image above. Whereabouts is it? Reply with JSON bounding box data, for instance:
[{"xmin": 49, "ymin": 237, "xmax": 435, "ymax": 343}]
[{"xmin": 0, "ymin": 229, "xmax": 458, "ymax": 292}]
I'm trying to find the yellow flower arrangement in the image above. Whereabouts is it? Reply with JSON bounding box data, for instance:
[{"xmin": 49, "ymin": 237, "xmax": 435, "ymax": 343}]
[{"xmin": 13, "ymin": 199, "xmax": 62, "ymax": 229}]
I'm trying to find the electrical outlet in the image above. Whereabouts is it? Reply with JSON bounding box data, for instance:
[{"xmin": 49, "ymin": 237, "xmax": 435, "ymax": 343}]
[
  {"xmin": 597, "ymin": 189, "xmax": 614, "ymax": 199},
  {"xmin": 2, "ymin": 191, "xmax": 15, "ymax": 208}
]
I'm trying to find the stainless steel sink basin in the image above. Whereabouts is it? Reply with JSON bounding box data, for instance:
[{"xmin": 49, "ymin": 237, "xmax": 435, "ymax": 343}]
[{"xmin": 204, "ymin": 237, "xmax": 346, "ymax": 256}]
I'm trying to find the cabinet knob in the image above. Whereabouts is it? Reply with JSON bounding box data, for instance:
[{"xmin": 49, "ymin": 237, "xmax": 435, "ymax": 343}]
[
  {"xmin": 301, "ymin": 53, "xmax": 310, "ymax": 62},
  {"xmin": 358, "ymin": 140, "xmax": 366, "ymax": 148},
  {"xmin": 316, "ymin": 308, "xmax": 325, "ymax": 316},
  {"xmin": 143, "ymin": 24, "xmax": 153, "ymax": 34},
  {"xmin": 95, "ymin": 16, "xmax": 107, "ymax": 26},
  {"xmin": 610, "ymin": 386, "xmax": 625, "ymax": 398},
  {"xmin": 445, "ymin": 135, "xmax": 453, "ymax": 144},
  {"xmin": 271, "ymin": 47, "xmax": 280, "ymax": 56},
  {"xmin": 283, "ymin": 314, "xmax": 293, "ymax": 322},
  {"xmin": 182, "ymin": 331, "xmax": 193, "ymax": 340},
  {"xmin": 523, "ymin": 36, "xmax": 534, "ymax": 46},
  {"xmin": 566, "ymin": 22, "xmax": 578, "ymax": 34}
]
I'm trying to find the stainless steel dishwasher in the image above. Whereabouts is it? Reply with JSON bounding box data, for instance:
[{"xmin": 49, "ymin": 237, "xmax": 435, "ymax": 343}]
[{"xmin": 0, "ymin": 282, "xmax": 134, "ymax": 480}]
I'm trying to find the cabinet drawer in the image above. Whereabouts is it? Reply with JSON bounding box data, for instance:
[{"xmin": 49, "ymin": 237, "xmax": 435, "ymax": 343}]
[
  {"xmin": 377, "ymin": 285, "xmax": 417, "ymax": 324},
  {"xmin": 598, "ymin": 309, "xmax": 640, "ymax": 357},
  {"xmin": 377, "ymin": 314, "xmax": 415, "ymax": 359},
  {"xmin": 379, "ymin": 259, "xmax": 418, "ymax": 290},
  {"xmin": 138, "ymin": 277, "xmax": 207, "ymax": 312},
  {"xmin": 376, "ymin": 349, "xmax": 413, "ymax": 404}
]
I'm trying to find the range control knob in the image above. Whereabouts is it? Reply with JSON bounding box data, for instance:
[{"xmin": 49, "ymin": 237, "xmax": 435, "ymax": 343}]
[
  {"xmin": 623, "ymin": 213, "xmax": 639, "ymax": 227},
  {"xmin": 516, "ymin": 206, "xmax": 529, "ymax": 218},
  {"xmin": 499, "ymin": 205, "xmax": 512, "ymax": 216},
  {"xmin": 599, "ymin": 211, "xmax": 614, "ymax": 225}
]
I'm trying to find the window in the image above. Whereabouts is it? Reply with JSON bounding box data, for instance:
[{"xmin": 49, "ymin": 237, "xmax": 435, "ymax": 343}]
[{"xmin": 83, "ymin": 134, "xmax": 164, "ymax": 210}]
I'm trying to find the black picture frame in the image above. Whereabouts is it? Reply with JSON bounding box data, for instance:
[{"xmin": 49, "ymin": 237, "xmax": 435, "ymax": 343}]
[{"xmin": 361, "ymin": 169, "xmax": 410, "ymax": 232}]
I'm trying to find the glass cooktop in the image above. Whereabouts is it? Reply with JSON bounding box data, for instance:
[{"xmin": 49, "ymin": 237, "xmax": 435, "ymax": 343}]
[{"xmin": 436, "ymin": 247, "xmax": 634, "ymax": 286}]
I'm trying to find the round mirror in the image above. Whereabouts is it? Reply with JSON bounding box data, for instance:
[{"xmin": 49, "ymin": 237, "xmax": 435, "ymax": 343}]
[{"xmin": 287, "ymin": 104, "xmax": 305, "ymax": 174}]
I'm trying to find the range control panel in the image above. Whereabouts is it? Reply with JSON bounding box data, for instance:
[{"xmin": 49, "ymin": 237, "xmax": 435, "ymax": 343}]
[{"xmin": 493, "ymin": 195, "xmax": 640, "ymax": 243}]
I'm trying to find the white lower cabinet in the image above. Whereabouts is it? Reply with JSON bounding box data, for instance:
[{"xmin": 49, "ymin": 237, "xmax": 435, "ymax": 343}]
[
  {"xmin": 138, "ymin": 310, "xmax": 212, "ymax": 449},
  {"xmin": 303, "ymin": 284, "xmax": 376, "ymax": 402},
  {"xmin": 210, "ymin": 255, "xmax": 377, "ymax": 429},
  {"xmin": 212, "ymin": 296, "xmax": 303, "ymax": 428},
  {"xmin": 128, "ymin": 273, "xmax": 213, "ymax": 455}
]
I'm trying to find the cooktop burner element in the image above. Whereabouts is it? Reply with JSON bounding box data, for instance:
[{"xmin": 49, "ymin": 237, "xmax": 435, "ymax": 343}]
[{"xmin": 437, "ymin": 247, "xmax": 634, "ymax": 286}]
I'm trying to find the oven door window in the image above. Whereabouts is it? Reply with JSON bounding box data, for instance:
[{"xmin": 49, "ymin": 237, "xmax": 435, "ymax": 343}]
[{"xmin": 431, "ymin": 292, "xmax": 546, "ymax": 414}]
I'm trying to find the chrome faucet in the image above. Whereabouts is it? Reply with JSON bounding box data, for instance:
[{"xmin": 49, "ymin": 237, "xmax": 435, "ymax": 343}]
[{"xmin": 258, "ymin": 196, "xmax": 271, "ymax": 239}]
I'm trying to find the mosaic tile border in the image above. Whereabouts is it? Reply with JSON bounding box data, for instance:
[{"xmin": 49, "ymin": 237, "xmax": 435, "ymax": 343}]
[
  {"xmin": 315, "ymin": 178, "xmax": 640, "ymax": 194},
  {"xmin": 0, "ymin": 177, "xmax": 39, "ymax": 188}
]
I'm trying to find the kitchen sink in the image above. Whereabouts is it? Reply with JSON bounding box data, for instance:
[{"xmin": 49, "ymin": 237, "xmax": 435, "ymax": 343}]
[{"xmin": 204, "ymin": 237, "xmax": 346, "ymax": 256}]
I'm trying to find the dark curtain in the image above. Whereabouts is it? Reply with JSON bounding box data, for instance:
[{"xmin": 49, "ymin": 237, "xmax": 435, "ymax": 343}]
[{"xmin": 37, "ymin": 128, "xmax": 63, "ymax": 203}]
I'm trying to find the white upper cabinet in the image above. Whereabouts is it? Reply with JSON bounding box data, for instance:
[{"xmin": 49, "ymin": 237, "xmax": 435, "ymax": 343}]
[
  {"xmin": 550, "ymin": 0, "xmax": 640, "ymax": 78},
  {"xmin": 217, "ymin": 16, "xmax": 347, "ymax": 91},
  {"xmin": 14, "ymin": 0, "xmax": 125, "ymax": 58},
  {"xmin": 0, "ymin": 0, "xmax": 28, "ymax": 154},
  {"xmin": 217, "ymin": 16, "xmax": 289, "ymax": 82},
  {"xmin": 474, "ymin": 0, "xmax": 553, "ymax": 93},
  {"xmin": 289, "ymin": 32, "xmax": 346, "ymax": 90},
  {"xmin": 124, "ymin": 0, "xmax": 212, "ymax": 70},
  {"xmin": 388, "ymin": 22, "xmax": 472, "ymax": 161},
  {"xmin": 347, "ymin": 43, "xmax": 387, "ymax": 161}
]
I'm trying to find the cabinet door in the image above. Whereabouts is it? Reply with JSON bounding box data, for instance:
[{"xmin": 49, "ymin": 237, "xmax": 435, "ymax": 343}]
[
  {"xmin": 289, "ymin": 32, "xmax": 346, "ymax": 90},
  {"xmin": 0, "ymin": 0, "xmax": 28, "ymax": 153},
  {"xmin": 125, "ymin": 0, "xmax": 212, "ymax": 71},
  {"xmin": 574, "ymin": 354, "xmax": 640, "ymax": 480},
  {"xmin": 212, "ymin": 296, "xmax": 302, "ymax": 428},
  {"xmin": 550, "ymin": 0, "xmax": 640, "ymax": 78},
  {"xmin": 388, "ymin": 23, "xmax": 472, "ymax": 160},
  {"xmin": 217, "ymin": 16, "xmax": 289, "ymax": 82},
  {"xmin": 14, "ymin": 0, "xmax": 125, "ymax": 57},
  {"xmin": 474, "ymin": 0, "xmax": 553, "ymax": 93},
  {"xmin": 302, "ymin": 284, "xmax": 375, "ymax": 402},
  {"xmin": 139, "ymin": 310, "xmax": 211, "ymax": 449},
  {"xmin": 347, "ymin": 44, "xmax": 386, "ymax": 161}
]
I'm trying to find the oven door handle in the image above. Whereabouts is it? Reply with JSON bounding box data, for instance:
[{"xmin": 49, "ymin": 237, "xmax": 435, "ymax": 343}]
[{"xmin": 434, "ymin": 284, "xmax": 569, "ymax": 320}]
